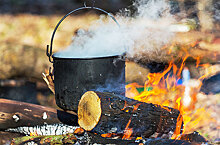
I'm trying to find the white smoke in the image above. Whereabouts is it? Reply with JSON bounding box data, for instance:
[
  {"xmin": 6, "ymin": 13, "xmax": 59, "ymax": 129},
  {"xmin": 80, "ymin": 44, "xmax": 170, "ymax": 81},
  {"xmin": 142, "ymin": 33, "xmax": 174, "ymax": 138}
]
[
  {"xmin": 213, "ymin": 1, "xmax": 220, "ymax": 22},
  {"xmin": 54, "ymin": 0, "xmax": 176, "ymax": 59}
]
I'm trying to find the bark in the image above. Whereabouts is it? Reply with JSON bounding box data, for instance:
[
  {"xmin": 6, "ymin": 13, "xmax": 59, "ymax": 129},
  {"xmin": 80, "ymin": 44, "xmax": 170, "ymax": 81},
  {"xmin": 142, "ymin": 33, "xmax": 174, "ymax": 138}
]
[
  {"xmin": 0, "ymin": 99, "xmax": 78, "ymax": 130},
  {"xmin": 78, "ymin": 91, "xmax": 182, "ymax": 138}
]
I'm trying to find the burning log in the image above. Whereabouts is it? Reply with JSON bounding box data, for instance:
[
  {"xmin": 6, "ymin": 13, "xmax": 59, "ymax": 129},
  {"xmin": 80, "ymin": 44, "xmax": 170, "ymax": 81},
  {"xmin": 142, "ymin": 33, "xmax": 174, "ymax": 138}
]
[
  {"xmin": 78, "ymin": 91, "xmax": 182, "ymax": 138},
  {"xmin": 87, "ymin": 132, "xmax": 194, "ymax": 145},
  {"xmin": 0, "ymin": 99, "xmax": 78, "ymax": 130},
  {"xmin": 179, "ymin": 131, "xmax": 207, "ymax": 143}
]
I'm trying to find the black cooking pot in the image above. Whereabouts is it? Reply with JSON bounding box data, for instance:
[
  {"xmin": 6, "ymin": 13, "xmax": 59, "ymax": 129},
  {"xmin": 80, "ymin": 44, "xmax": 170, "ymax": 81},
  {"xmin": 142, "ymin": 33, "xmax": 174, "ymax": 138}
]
[{"xmin": 46, "ymin": 7, "xmax": 125, "ymax": 111}]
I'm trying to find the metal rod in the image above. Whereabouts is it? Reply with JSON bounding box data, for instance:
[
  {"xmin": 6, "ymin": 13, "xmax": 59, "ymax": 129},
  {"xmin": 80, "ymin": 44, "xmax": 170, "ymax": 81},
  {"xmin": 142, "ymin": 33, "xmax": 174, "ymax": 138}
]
[{"xmin": 46, "ymin": 6, "xmax": 120, "ymax": 63}]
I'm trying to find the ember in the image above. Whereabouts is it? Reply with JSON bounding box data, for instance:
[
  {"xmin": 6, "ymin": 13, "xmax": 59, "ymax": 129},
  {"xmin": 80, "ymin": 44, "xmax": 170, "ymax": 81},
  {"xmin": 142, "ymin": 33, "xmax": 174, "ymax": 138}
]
[{"xmin": 122, "ymin": 119, "xmax": 133, "ymax": 140}]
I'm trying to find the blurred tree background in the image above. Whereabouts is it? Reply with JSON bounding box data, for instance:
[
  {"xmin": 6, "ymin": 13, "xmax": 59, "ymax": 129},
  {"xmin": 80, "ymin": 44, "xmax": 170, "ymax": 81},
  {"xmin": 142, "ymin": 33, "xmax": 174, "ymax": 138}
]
[
  {"xmin": 0, "ymin": 0, "xmax": 219, "ymax": 104},
  {"xmin": 0, "ymin": 0, "xmax": 133, "ymax": 107},
  {"xmin": 0, "ymin": 0, "xmax": 219, "ymax": 105},
  {"xmin": 0, "ymin": 0, "xmax": 132, "ymax": 14}
]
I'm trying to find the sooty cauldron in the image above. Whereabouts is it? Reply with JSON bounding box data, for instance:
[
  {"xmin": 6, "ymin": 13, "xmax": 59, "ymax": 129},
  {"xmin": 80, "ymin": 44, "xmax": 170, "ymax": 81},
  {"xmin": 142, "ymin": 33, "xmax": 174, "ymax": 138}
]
[{"xmin": 46, "ymin": 7, "xmax": 125, "ymax": 111}]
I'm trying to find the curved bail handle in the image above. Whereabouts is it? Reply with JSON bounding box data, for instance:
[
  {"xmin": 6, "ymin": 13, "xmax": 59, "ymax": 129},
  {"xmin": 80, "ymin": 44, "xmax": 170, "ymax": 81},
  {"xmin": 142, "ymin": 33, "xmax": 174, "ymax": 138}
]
[{"xmin": 46, "ymin": 6, "xmax": 120, "ymax": 63}]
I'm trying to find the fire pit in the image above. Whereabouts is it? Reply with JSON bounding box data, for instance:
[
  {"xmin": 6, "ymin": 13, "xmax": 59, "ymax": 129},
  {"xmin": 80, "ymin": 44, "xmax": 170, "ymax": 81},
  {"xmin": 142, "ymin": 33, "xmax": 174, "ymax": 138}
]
[{"xmin": 1, "ymin": 0, "xmax": 219, "ymax": 144}]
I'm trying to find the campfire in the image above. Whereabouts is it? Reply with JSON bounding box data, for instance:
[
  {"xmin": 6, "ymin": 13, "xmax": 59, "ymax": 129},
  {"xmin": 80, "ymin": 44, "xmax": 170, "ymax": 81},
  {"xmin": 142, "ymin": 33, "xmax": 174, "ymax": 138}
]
[
  {"xmin": 0, "ymin": 0, "xmax": 220, "ymax": 144},
  {"xmin": 39, "ymin": 43, "xmax": 218, "ymax": 144},
  {"xmin": 126, "ymin": 54, "xmax": 213, "ymax": 140}
]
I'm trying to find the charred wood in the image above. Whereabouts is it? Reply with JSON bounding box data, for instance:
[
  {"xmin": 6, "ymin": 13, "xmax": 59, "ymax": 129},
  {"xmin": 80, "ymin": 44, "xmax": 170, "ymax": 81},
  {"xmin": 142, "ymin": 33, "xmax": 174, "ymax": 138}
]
[
  {"xmin": 87, "ymin": 132, "xmax": 140, "ymax": 145},
  {"xmin": 78, "ymin": 91, "xmax": 182, "ymax": 138},
  {"xmin": 87, "ymin": 132, "xmax": 195, "ymax": 145},
  {"xmin": 0, "ymin": 99, "xmax": 78, "ymax": 130},
  {"xmin": 179, "ymin": 131, "xmax": 207, "ymax": 143},
  {"xmin": 146, "ymin": 62, "xmax": 168, "ymax": 73},
  {"xmin": 142, "ymin": 138, "xmax": 198, "ymax": 145}
]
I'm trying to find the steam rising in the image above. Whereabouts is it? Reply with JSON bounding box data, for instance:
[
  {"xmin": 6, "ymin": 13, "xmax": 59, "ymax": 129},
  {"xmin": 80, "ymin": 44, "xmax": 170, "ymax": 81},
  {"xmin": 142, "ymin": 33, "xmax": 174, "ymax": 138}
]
[
  {"xmin": 54, "ymin": 0, "xmax": 176, "ymax": 59},
  {"xmin": 213, "ymin": 1, "xmax": 220, "ymax": 22}
]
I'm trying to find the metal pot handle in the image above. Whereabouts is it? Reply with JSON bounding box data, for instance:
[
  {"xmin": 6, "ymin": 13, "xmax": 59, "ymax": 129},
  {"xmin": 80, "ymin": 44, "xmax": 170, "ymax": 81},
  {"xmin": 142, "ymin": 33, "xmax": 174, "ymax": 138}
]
[{"xmin": 46, "ymin": 6, "xmax": 120, "ymax": 63}]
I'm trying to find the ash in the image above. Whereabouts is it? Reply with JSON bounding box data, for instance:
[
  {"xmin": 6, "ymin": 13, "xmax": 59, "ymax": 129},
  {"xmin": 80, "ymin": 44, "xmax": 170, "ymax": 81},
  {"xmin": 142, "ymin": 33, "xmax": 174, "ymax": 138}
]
[
  {"xmin": 21, "ymin": 132, "xmax": 90, "ymax": 145},
  {"xmin": 6, "ymin": 123, "xmax": 78, "ymax": 136}
]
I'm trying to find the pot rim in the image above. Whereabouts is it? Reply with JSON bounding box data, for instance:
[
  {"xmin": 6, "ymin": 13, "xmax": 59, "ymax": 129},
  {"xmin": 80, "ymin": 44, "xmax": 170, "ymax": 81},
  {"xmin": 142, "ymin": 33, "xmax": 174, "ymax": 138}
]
[{"xmin": 52, "ymin": 54, "xmax": 124, "ymax": 60}]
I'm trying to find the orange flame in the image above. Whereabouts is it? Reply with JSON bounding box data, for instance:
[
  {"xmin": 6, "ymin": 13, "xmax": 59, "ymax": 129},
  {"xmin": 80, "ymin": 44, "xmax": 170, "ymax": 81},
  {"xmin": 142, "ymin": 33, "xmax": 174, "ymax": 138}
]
[
  {"xmin": 126, "ymin": 49, "xmax": 215, "ymax": 139},
  {"xmin": 30, "ymin": 132, "xmax": 38, "ymax": 136},
  {"xmin": 101, "ymin": 41, "xmax": 216, "ymax": 140},
  {"xmin": 101, "ymin": 133, "xmax": 115, "ymax": 138},
  {"xmin": 122, "ymin": 118, "xmax": 133, "ymax": 140},
  {"xmin": 74, "ymin": 128, "xmax": 85, "ymax": 135},
  {"xmin": 172, "ymin": 113, "xmax": 183, "ymax": 139}
]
